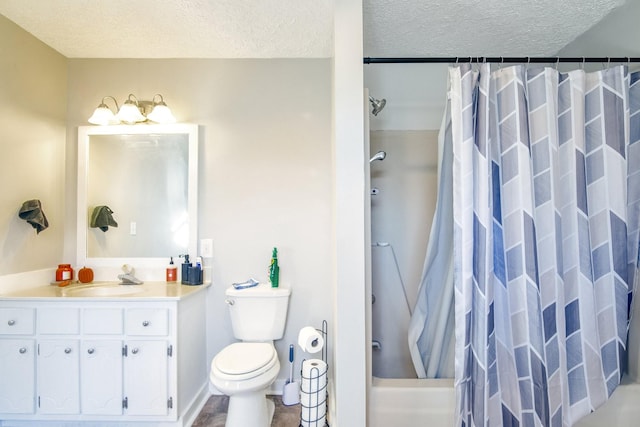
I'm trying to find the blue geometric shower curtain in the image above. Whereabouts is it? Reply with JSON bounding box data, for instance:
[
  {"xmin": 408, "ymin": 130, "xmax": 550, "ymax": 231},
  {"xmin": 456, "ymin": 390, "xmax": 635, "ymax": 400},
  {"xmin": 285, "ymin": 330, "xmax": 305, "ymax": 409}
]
[{"xmin": 449, "ymin": 63, "xmax": 640, "ymax": 427}]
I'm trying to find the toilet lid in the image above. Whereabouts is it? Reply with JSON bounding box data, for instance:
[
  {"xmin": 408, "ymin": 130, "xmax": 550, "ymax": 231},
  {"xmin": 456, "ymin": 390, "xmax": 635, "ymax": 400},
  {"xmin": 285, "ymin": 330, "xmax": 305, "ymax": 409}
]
[{"xmin": 214, "ymin": 342, "xmax": 276, "ymax": 376}]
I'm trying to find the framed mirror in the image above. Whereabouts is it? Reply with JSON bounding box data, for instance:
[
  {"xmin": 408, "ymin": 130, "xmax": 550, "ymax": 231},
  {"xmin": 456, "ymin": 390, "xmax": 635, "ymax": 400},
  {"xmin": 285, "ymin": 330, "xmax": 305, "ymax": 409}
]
[{"xmin": 77, "ymin": 124, "xmax": 198, "ymax": 268}]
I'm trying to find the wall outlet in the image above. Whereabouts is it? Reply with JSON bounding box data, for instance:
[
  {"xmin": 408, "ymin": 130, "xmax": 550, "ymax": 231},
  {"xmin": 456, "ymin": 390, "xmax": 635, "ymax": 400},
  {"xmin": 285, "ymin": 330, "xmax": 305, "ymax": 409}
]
[{"xmin": 200, "ymin": 239, "xmax": 213, "ymax": 258}]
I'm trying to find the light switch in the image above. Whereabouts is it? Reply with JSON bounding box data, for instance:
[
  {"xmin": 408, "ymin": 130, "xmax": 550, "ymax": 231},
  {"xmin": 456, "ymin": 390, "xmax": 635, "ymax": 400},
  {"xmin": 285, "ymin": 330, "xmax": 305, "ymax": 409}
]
[
  {"xmin": 200, "ymin": 239, "xmax": 213, "ymax": 258},
  {"xmin": 130, "ymin": 222, "xmax": 137, "ymax": 235}
]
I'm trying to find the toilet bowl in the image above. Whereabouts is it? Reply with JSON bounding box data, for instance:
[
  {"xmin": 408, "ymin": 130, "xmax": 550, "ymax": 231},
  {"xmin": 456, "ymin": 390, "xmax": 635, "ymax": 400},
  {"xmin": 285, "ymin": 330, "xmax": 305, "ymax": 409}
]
[
  {"xmin": 210, "ymin": 283, "xmax": 291, "ymax": 427},
  {"xmin": 210, "ymin": 342, "xmax": 280, "ymax": 427}
]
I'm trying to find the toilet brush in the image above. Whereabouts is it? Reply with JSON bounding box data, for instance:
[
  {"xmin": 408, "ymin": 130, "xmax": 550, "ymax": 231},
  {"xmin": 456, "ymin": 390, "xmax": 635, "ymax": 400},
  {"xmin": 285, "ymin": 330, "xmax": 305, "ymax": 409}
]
[{"xmin": 282, "ymin": 344, "xmax": 300, "ymax": 405}]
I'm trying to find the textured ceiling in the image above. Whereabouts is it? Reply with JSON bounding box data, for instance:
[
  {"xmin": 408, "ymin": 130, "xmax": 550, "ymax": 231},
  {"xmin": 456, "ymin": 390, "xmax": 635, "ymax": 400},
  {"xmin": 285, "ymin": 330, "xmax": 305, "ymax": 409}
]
[
  {"xmin": 0, "ymin": 0, "xmax": 626, "ymax": 58},
  {"xmin": 0, "ymin": 0, "xmax": 333, "ymax": 58},
  {"xmin": 364, "ymin": 0, "xmax": 625, "ymax": 57}
]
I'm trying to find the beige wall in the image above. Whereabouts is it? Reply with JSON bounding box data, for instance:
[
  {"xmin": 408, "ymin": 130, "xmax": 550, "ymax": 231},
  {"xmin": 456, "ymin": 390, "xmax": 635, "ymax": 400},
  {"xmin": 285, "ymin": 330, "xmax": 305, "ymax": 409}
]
[
  {"xmin": 66, "ymin": 58, "xmax": 333, "ymax": 383},
  {"xmin": 0, "ymin": 15, "xmax": 67, "ymax": 275}
]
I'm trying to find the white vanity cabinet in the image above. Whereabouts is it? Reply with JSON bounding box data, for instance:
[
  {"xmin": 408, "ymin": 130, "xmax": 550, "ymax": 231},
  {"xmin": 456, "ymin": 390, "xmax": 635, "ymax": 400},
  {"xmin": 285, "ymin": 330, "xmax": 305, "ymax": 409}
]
[{"xmin": 0, "ymin": 285, "xmax": 208, "ymax": 427}]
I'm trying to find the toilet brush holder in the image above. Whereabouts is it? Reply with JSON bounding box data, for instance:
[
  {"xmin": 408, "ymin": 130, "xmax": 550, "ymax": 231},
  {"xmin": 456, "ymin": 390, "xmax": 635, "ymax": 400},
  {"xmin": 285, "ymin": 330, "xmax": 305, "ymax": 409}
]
[
  {"xmin": 283, "ymin": 343, "xmax": 300, "ymax": 406},
  {"xmin": 282, "ymin": 380, "xmax": 300, "ymax": 406}
]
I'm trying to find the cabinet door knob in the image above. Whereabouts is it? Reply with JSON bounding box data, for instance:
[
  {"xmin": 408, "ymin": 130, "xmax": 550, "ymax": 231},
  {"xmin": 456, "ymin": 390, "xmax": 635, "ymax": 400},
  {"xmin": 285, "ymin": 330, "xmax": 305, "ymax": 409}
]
[
  {"xmin": 64, "ymin": 348, "xmax": 72, "ymax": 354},
  {"xmin": 87, "ymin": 348, "xmax": 95, "ymax": 354},
  {"xmin": 225, "ymin": 299, "xmax": 235, "ymax": 306},
  {"xmin": 7, "ymin": 319, "xmax": 15, "ymax": 326},
  {"xmin": 131, "ymin": 348, "xmax": 139, "ymax": 354},
  {"xmin": 142, "ymin": 320, "xmax": 150, "ymax": 327},
  {"xmin": 19, "ymin": 347, "xmax": 27, "ymax": 354}
]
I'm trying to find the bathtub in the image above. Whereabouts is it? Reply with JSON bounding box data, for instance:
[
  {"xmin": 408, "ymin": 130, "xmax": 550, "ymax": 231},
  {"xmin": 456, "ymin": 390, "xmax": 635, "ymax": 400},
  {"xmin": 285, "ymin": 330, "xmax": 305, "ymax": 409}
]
[{"xmin": 369, "ymin": 376, "xmax": 640, "ymax": 427}]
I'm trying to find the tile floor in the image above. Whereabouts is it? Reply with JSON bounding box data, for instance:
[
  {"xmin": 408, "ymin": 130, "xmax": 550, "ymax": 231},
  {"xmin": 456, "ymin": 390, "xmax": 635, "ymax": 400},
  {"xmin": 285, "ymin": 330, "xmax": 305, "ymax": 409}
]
[{"xmin": 192, "ymin": 395, "xmax": 302, "ymax": 427}]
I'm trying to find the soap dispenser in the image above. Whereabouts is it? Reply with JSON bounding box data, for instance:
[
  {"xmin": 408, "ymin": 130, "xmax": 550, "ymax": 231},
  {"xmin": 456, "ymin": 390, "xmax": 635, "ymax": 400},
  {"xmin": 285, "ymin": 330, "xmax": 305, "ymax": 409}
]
[
  {"xmin": 166, "ymin": 257, "xmax": 177, "ymax": 283},
  {"xmin": 180, "ymin": 254, "xmax": 191, "ymax": 285}
]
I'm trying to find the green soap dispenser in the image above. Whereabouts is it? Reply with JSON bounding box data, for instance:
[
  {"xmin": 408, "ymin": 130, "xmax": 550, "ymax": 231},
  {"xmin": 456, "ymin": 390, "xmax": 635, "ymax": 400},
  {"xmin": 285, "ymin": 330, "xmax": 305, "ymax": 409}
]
[{"xmin": 269, "ymin": 247, "xmax": 279, "ymax": 288}]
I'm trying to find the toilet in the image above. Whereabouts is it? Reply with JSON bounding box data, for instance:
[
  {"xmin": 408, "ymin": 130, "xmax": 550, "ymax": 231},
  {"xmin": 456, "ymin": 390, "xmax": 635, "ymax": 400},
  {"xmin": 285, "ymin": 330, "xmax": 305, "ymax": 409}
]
[{"xmin": 210, "ymin": 283, "xmax": 291, "ymax": 427}]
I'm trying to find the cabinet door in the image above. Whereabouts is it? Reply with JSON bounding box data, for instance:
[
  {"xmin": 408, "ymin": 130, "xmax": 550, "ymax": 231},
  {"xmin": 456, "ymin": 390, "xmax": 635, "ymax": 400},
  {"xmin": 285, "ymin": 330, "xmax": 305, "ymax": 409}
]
[
  {"xmin": 37, "ymin": 340, "xmax": 80, "ymax": 414},
  {"xmin": 124, "ymin": 340, "xmax": 168, "ymax": 415},
  {"xmin": 81, "ymin": 340, "xmax": 123, "ymax": 415},
  {"xmin": 0, "ymin": 339, "xmax": 35, "ymax": 413}
]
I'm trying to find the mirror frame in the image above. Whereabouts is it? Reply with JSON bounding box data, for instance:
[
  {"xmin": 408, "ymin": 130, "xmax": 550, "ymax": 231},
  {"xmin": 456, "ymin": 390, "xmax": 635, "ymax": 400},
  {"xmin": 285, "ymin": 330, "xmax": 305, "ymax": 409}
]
[{"xmin": 77, "ymin": 123, "xmax": 198, "ymax": 269}]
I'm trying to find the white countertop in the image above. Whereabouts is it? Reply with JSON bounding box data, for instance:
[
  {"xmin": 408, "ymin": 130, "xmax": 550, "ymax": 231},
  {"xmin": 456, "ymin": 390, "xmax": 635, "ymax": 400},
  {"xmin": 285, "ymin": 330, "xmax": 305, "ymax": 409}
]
[{"xmin": 0, "ymin": 281, "xmax": 210, "ymax": 301}]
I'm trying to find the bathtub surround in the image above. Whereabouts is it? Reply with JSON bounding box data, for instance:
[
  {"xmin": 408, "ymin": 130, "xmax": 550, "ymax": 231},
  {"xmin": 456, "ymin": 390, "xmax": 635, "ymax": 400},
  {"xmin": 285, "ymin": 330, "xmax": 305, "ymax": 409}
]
[
  {"xmin": 369, "ymin": 377, "xmax": 640, "ymax": 427},
  {"xmin": 445, "ymin": 63, "xmax": 640, "ymax": 426},
  {"xmin": 369, "ymin": 130, "xmax": 439, "ymax": 379}
]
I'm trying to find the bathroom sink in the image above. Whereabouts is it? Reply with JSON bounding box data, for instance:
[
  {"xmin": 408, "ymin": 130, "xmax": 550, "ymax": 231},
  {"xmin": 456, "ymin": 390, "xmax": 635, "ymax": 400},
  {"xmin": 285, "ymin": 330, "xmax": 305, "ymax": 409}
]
[{"xmin": 62, "ymin": 283, "xmax": 147, "ymax": 297}]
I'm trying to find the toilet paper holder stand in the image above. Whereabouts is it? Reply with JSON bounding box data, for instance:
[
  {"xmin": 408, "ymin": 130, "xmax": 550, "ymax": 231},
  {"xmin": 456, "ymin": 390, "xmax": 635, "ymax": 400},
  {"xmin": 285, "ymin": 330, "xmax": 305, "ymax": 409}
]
[
  {"xmin": 314, "ymin": 320, "xmax": 327, "ymax": 364},
  {"xmin": 300, "ymin": 320, "xmax": 329, "ymax": 427}
]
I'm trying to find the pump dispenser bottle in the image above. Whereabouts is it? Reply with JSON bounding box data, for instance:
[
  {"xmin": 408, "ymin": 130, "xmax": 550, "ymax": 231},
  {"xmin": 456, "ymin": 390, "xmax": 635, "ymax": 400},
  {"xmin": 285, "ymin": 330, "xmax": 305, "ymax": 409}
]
[
  {"xmin": 180, "ymin": 254, "xmax": 191, "ymax": 285},
  {"xmin": 166, "ymin": 257, "xmax": 177, "ymax": 282}
]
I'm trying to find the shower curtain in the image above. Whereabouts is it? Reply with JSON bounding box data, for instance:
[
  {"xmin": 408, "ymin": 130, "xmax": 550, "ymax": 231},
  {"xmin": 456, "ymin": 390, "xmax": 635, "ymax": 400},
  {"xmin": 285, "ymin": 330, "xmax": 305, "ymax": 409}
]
[
  {"xmin": 409, "ymin": 62, "xmax": 640, "ymax": 426},
  {"xmin": 407, "ymin": 93, "xmax": 456, "ymax": 378},
  {"xmin": 449, "ymin": 63, "xmax": 640, "ymax": 426}
]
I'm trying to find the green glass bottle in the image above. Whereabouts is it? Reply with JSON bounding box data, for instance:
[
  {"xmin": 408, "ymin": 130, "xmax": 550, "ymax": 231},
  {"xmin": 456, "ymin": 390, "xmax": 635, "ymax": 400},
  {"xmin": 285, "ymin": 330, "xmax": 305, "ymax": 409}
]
[{"xmin": 269, "ymin": 247, "xmax": 280, "ymax": 288}]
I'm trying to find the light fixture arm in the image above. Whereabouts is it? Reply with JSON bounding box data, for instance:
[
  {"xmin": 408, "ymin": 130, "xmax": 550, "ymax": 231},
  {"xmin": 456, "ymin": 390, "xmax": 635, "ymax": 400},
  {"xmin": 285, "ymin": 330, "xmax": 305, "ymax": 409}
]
[
  {"xmin": 152, "ymin": 94, "xmax": 167, "ymax": 106},
  {"xmin": 123, "ymin": 93, "xmax": 140, "ymax": 107},
  {"xmin": 99, "ymin": 95, "xmax": 119, "ymax": 111}
]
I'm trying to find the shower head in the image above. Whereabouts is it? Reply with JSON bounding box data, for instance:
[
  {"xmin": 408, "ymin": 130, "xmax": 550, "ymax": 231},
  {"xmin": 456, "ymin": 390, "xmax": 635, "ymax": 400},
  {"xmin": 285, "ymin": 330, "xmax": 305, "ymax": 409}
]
[
  {"xmin": 369, "ymin": 96, "xmax": 386, "ymax": 116},
  {"xmin": 370, "ymin": 151, "xmax": 386, "ymax": 163}
]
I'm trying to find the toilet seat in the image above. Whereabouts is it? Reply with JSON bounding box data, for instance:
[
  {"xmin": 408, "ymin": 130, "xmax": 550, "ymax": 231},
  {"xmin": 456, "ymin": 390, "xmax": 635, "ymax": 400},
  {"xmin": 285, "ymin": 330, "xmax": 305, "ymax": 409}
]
[{"xmin": 213, "ymin": 342, "xmax": 277, "ymax": 381}]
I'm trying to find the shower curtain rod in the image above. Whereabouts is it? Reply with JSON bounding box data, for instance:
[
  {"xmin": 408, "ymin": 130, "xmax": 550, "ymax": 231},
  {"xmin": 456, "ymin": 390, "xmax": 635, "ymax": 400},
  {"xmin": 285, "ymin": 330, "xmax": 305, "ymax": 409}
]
[{"xmin": 364, "ymin": 56, "xmax": 640, "ymax": 64}]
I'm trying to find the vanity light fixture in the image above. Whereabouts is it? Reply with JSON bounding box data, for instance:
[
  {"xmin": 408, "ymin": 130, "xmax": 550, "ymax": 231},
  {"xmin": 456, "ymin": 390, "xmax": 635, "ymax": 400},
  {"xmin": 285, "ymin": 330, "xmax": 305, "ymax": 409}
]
[
  {"xmin": 87, "ymin": 96, "xmax": 120, "ymax": 125},
  {"xmin": 88, "ymin": 93, "xmax": 177, "ymax": 125}
]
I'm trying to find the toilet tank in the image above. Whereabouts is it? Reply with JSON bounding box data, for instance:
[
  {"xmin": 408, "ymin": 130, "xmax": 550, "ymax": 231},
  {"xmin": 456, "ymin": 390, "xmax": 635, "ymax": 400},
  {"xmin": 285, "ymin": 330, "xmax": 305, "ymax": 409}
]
[{"xmin": 225, "ymin": 283, "xmax": 291, "ymax": 341}]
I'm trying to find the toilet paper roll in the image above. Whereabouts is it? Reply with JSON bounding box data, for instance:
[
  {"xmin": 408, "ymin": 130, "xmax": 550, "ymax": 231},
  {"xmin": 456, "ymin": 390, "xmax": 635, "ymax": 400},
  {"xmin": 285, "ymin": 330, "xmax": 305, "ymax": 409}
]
[
  {"xmin": 298, "ymin": 326, "xmax": 324, "ymax": 354},
  {"xmin": 301, "ymin": 359, "xmax": 327, "ymax": 391},
  {"xmin": 300, "ymin": 394, "xmax": 327, "ymax": 412},
  {"xmin": 301, "ymin": 411, "xmax": 326, "ymax": 427},
  {"xmin": 300, "ymin": 358, "xmax": 327, "ymax": 427},
  {"xmin": 301, "ymin": 416, "xmax": 326, "ymax": 427},
  {"xmin": 301, "ymin": 377, "xmax": 327, "ymax": 407}
]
